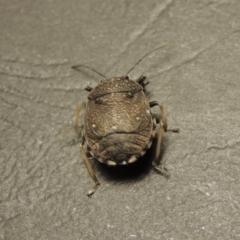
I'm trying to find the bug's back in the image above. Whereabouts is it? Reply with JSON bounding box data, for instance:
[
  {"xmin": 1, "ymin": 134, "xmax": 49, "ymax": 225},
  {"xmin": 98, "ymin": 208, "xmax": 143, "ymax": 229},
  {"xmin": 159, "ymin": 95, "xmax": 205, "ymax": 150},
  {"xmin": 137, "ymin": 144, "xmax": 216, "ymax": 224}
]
[{"xmin": 83, "ymin": 77, "xmax": 154, "ymax": 165}]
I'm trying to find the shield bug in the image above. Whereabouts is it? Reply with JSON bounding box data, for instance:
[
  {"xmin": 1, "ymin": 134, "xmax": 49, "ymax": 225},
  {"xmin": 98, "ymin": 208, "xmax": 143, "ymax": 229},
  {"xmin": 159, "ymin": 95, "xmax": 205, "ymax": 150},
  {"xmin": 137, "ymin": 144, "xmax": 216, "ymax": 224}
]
[{"xmin": 72, "ymin": 45, "xmax": 179, "ymax": 197}]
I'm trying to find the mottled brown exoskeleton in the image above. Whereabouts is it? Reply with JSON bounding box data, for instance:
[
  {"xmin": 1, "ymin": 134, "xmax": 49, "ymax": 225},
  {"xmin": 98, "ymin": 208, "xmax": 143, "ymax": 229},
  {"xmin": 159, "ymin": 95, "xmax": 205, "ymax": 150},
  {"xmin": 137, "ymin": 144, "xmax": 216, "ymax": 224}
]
[{"xmin": 73, "ymin": 45, "xmax": 179, "ymax": 197}]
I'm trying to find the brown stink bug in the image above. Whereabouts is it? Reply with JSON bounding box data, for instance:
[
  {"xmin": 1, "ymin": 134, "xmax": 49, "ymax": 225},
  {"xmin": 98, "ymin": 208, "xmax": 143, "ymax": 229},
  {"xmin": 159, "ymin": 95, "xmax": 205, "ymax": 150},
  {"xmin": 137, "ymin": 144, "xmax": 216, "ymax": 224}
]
[{"xmin": 72, "ymin": 45, "xmax": 179, "ymax": 197}]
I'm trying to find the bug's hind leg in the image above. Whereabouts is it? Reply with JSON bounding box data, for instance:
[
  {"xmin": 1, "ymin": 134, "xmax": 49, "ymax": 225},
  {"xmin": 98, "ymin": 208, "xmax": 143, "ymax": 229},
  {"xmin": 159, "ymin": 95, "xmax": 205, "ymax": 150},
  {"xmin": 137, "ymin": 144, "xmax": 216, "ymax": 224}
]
[
  {"xmin": 75, "ymin": 104, "xmax": 100, "ymax": 196},
  {"xmin": 136, "ymin": 75, "xmax": 149, "ymax": 90},
  {"xmin": 149, "ymin": 101, "xmax": 179, "ymax": 176},
  {"xmin": 80, "ymin": 141, "xmax": 100, "ymax": 197}
]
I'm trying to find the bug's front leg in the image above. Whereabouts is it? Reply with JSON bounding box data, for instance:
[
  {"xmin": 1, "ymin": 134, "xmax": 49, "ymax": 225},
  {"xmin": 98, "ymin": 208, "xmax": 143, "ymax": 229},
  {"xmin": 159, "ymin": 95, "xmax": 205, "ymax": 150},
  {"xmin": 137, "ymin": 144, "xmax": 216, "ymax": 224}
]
[
  {"xmin": 136, "ymin": 75, "xmax": 149, "ymax": 90},
  {"xmin": 149, "ymin": 101, "xmax": 179, "ymax": 176},
  {"xmin": 80, "ymin": 141, "xmax": 100, "ymax": 197}
]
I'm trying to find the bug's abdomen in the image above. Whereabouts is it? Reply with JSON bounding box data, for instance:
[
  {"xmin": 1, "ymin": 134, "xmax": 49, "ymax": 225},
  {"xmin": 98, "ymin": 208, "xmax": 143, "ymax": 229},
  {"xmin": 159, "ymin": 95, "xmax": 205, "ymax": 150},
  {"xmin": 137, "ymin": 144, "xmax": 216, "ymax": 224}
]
[
  {"xmin": 84, "ymin": 91, "xmax": 154, "ymax": 165},
  {"xmin": 87, "ymin": 132, "xmax": 151, "ymax": 164}
]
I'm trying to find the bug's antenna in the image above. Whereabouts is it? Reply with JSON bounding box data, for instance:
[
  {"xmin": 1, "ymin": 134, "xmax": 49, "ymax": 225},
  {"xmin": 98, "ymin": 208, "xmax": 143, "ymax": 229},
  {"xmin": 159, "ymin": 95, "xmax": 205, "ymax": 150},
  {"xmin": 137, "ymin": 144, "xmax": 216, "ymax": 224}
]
[
  {"xmin": 126, "ymin": 43, "xmax": 168, "ymax": 76},
  {"xmin": 72, "ymin": 64, "xmax": 107, "ymax": 79}
]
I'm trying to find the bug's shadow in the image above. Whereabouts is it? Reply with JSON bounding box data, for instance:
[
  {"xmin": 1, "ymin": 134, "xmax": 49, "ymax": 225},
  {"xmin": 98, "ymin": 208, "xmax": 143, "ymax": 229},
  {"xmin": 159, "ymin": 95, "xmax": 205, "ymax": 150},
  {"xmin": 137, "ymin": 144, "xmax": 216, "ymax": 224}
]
[
  {"xmin": 94, "ymin": 137, "xmax": 169, "ymax": 183},
  {"xmin": 143, "ymin": 88, "xmax": 153, "ymax": 99}
]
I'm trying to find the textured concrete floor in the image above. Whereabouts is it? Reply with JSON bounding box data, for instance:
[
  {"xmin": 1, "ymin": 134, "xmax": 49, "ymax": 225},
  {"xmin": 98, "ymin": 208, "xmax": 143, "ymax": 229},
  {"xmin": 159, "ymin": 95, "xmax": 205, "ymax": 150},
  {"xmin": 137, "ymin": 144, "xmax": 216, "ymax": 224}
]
[{"xmin": 1, "ymin": 1, "xmax": 240, "ymax": 239}]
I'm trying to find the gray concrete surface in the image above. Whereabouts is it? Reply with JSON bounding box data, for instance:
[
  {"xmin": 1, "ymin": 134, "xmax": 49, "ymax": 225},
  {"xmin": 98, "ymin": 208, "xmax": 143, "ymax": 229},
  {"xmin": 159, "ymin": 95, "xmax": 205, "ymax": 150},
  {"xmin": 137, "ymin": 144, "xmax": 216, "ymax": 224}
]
[{"xmin": 1, "ymin": 1, "xmax": 240, "ymax": 239}]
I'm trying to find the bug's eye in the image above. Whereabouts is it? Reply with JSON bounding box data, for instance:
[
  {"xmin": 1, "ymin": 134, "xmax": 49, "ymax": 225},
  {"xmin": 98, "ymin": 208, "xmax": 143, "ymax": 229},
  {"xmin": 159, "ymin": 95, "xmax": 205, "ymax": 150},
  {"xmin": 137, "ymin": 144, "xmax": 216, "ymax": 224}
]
[{"xmin": 125, "ymin": 75, "xmax": 129, "ymax": 79}]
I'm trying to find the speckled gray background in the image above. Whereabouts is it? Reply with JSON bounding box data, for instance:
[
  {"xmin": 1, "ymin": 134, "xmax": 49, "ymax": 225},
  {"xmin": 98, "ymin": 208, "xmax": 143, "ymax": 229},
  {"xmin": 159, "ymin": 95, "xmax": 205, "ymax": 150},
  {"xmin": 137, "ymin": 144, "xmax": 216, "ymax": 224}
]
[{"xmin": 1, "ymin": 1, "xmax": 240, "ymax": 239}]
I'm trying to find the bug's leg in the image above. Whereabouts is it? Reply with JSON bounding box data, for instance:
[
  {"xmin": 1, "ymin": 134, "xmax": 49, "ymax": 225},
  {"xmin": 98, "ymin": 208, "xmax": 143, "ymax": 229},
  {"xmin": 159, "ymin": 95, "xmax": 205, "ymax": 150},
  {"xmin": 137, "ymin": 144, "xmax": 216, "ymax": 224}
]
[
  {"xmin": 136, "ymin": 75, "xmax": 149, "ymax": 90},
  {"xmin": 85, "ymin": 86, "xmax": 93, "ymax": 92},
  {"xmin": 149, "ymin": 101, "xmax": 179, "ymax": 176},
  {"xmin": 74, "ymin": 103, "xmax": 84, "ymax": 136},
  {"xmin": 80, "ymin": 142, "xmax": 100, "ymax": 197},
  {"xmin": 75, "ymin": 105, "xmax": 100, "ymax": 196}
]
